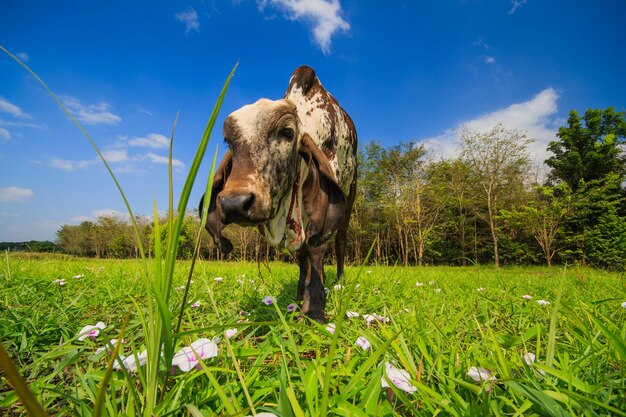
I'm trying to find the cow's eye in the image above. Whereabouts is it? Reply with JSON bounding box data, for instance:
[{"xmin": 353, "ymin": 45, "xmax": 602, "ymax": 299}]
[{"xmin": 279, "ymin": 127, "xmax": 295, "ymax": 141}]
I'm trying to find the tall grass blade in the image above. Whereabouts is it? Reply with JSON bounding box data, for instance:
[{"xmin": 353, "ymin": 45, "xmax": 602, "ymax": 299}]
[
  {"xmin": 163, "ymin": 63, "xmax": 238, "ymax": 303},
  {"xmin": 0, "ymin": 45, "xmax": 148, "ymax": 274},
  {"xmin": 94, "ymin": 310, "xmax": 132, "ymax": 417}
]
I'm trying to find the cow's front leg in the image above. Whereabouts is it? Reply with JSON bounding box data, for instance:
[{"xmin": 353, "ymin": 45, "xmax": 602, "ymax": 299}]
[
  {"xmin": 302, "ymin": 243, "xmax": 327, "ymax": 323},
  {"xmin": 297, "ymin": 249, "xmax": 309, "ymax": 301}
]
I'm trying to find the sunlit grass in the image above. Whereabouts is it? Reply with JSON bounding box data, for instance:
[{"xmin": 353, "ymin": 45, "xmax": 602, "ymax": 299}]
[{"xmin": 2, "ymin": 258, "xmax": 626, "ymax": 416}]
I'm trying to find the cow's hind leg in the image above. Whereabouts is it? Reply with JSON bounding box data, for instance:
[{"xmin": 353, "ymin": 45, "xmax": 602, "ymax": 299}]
[{"xmin": 302, "ymin": 243, "xmax": 327, "ymax": 323}]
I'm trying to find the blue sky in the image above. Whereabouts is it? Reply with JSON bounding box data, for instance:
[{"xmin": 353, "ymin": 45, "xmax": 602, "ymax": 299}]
[{"xmin": 1, "ymin": 0, "xmax": 625, "ymax": 242}]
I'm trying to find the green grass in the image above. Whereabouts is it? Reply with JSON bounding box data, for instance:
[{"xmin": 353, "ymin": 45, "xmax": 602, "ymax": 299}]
[{"xmin": 2, "ymin": 256, "xmax": 625, "ymax": 416}]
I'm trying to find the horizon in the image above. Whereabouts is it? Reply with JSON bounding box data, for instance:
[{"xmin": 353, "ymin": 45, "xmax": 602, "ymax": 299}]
[{"xmin": 1, "ymin": 0, "xmax": 625, "ymax": 242}]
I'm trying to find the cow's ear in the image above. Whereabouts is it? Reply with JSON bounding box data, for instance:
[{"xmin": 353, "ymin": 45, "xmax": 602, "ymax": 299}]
[
  {"xmin": 298, "ymin": 134, "xmax": 346, "ymax": 246},
  {"xmin": 286, "ymin": 66, "xmax": 319, "ymax": 97},
  {"xmin": 199, "ymin": 150, "xmax": 234, "ymax": 254}
]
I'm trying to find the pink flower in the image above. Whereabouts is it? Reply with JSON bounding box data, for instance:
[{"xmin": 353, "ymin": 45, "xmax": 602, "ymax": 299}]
[
  {"xmin": 95, "ymin": 338, "xmax": 122, "ymax": 355},
  {"xmin": 326, "ymin": 323, "xmax": 336, "ymax": 334},
  {"xmin": 363, "ymin": 313, "xmax": 389, "ymax": 326},
  {"xmin": 467, "ymin": 366, "xmax": 495, "ymax": 382},
  {"xmin": 262, "ymin": 296, "xmax": 276, "ymax": 305},
  {"xmin": 191, "ymin": 301, "xmax": 201, "ymax": 308},
  {"xmin": 355, "ymin": 336, "xmax": 371, "ymax": 351},
  {"xmin": 113, "ymin": 349, "xmax": 147, "ymax": 372},
  {"xmin": 287, "ymin": 303, "xmax": 297, "ymax": 312},
  {"xmin": 381, "ymin": 362, "xmax": 417, "ymax": 393},
  {"xmin": 225, "ymin": 328, "xmax": 238, "ymax": 339},
  {"xmin": 523, "ymin": 352, "xmax": 536, "ymax": 366},
  {"xmin": 172, "ymin": 338, "xmax": 219, "ymax": 372},
  {"xmin": 77, "ymin": 322, "xmax": 106, "ymax": 341}
]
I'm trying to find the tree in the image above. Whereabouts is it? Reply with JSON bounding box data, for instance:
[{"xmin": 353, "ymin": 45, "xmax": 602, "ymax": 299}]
[
  {"xmin": 459, "ymin": 124, "xmax": 533, "ymax": 267},
  {"xmin": 500, "ymin": 183, "xmax": 571, "ymax": 266},
  {"xmin": 546, "ymin": 107, "xmax": 626, "ymax": 192}
]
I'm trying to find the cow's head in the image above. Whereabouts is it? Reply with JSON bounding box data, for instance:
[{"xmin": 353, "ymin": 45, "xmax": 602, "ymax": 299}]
[{"xmin": 200, "ymin": 97, "xmax": 345, "ymax": 254}]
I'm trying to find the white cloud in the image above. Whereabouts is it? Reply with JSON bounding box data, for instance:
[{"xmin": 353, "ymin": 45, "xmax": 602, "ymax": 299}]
[
  {"xmin": 0, "ymin": 128, "xmax": 10, "ymax": 140},
  {"xmin": 0, "ymin": 97, "xmax": 30, "ymax": 118},
  {"xmin": 49, "ymin": 158, "xmax": 94, "ymax": 171},
  {"xmin": 61, "ymin": 96, "xmax": 122, "ymax": 125},
  {"xmin": 420, "ymin": 88, "xmax": 559, "ymax": 165},
  {"xmin": 0, "ymin": 186, "xmax": 34, "ymax": 202},
  {"xmin": 146, "ymin": 152, "xmax": 185, "ymax": 167},
  {"xmin": 509, "ymin": 0, "xmax": 528, "ymax": 15},
  {"xmin": 258, "ymin": 0, "xmax": 350, "ymax": 54},
  {"xmin": 175, "ymin": 7, "xmax": 201, "ymax": 33},
  {"xmin": 129, "ymin": 133, "xmax": 170, "ymax": 149},
  {"xmin": 16, "ymin": 52, "xmax": 30, "ymax": 62},
  {"xmin": 484, "ymin": 56, "xmax": 496, "ymax": 64},
  {"xmin": 102, "ymin": 149, "xmax": 128, "ymax": 163},
  {"xmin": 70, "ymin": 208, "xmax": 128, "ymax": 223}
]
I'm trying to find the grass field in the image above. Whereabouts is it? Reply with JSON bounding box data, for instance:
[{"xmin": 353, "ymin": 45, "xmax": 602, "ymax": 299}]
[{"xmin": 1, "ymin": 254, "xmax": 625, "ymax": 416}]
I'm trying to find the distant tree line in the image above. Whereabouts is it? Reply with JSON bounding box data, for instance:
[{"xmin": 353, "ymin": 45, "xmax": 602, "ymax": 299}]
[
  {"xmin": 0, "ymin": 241, "xmax": 59, "ymax": 252},
  {"xmin": 52, "ymin": 107, "xmax": 626, "ymax": 269}
]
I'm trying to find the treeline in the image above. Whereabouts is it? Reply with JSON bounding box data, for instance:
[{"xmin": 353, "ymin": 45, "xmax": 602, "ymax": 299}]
[
  {"xmin": 0, "ymin": 241, "xmax": 59, "ymax": 252},
  {"xmin": 54, "ymin": 107, "xmax": 626, "ymax": 269}
]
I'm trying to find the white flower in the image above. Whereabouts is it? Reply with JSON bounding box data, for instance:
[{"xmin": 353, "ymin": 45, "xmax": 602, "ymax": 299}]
[
  {"xmin": 326, "ymin": 323, "xmax": 336, "ymax": 334},
  {"xmin": 434, "ymin": 288, "xmax": 442, "ymax": 293},
  {"xmin": 78, "ymin": 322, "xmax": 106, "ymax": 341},
  {"xmin": 476, "ymin": 287, "xmax": 485, "ymax": 292},
  {"xmin": 53, "ymin": 279, "xmax": 67, "ymax": 286},
  {"xmin": 536, "ymin": 299, "xmax": 550, "ymax": 306},
  {"xmin": 237, "ymin": 279, "xmax": 244, "ymax": 285},
  {"xmin": 225, "ymin": 328, "xmax": 238, "ymax": 339},
  {"xmin": 346, "ymin": 311, "xmax": 360, "ymax": 318},
  {"xmin": 114, "ymin": 349, "xmax": 148, "ymax": 372},
  {"xmin": 333, "ymin": 284, "xmax": 343, "ymax": 291},
  {"xmin": 363, "ymin": 313, "xmax": 389, "ymax": 326},
  {"xmin": 191, "ymin": 301, "xmax": 201, "ymax": 308},
  {"xmin": 214, "ymin": 277, "xmax": 223, "ymax": 282},
  {"xmin": 172, "ymin": 338, "xmax": 219, "ymax": 372},
  {"xmin": 621, "ymin": 301, "xmax": 626, "ymax": 308},
  {"xmin": 73, "ymin": 274, "xmax": 83, "ymax": 279},
  {"xmin": 415, "ymin": 281, "xmax": 424, "ymax": 287},
  {"xmin": 381, "ymin": 362, "xmax": 417, "ymax": 393},
  {"xmin": 467, "ymin": 366, "xmax": 495, "ymax": 382},
  {"xmin": 355, "ymin": 336, "xmax": 371, "ymax": 351},
  {"xmin": 355, "ymin": 283, "xmax": 361, "ymax": 289},
  {"xmin": 522, "ymin": 294, "xmax": 533, "ymax": 300},
  {"xmin": 95, "ymin": 338, "xmax": 122, "ymax": 355},
  {"xmin": 523, "ymin": 352, "xmax": 536, "ymax": 366},
  {"xmin": 366, "ymin": 270, "xmax": 372, "ymax": 274}
]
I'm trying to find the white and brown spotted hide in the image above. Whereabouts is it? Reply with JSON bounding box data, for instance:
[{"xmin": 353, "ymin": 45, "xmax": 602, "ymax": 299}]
[{"xmin": 200, "ymin": 66, "xmax": 357, "ymax": 322}]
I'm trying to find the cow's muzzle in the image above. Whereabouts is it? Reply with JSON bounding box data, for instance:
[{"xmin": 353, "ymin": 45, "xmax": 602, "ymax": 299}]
[{"xmin": 218, "ymin": 192, "xmax": 266, "ymax": 225}]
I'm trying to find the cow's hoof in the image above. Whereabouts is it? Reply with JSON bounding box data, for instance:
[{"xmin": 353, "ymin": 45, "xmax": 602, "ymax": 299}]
[{"xmin": 306, "ymin": 310, "xmax": 326, "ymax": 324}]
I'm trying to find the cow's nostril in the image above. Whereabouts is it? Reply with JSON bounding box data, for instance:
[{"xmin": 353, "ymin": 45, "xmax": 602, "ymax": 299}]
[
  {"xmin": 219, "ymin": 193, "xmax": 256, "ymax": 224},
  {"xmin": 242, "ymin": 194, "xmax": 254, "ymax": 212}
]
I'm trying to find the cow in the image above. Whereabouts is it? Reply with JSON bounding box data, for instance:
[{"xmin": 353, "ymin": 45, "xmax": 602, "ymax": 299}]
[{"xmin": 199, "ymin": 66, "xmax": 357, "ymax": 322}]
